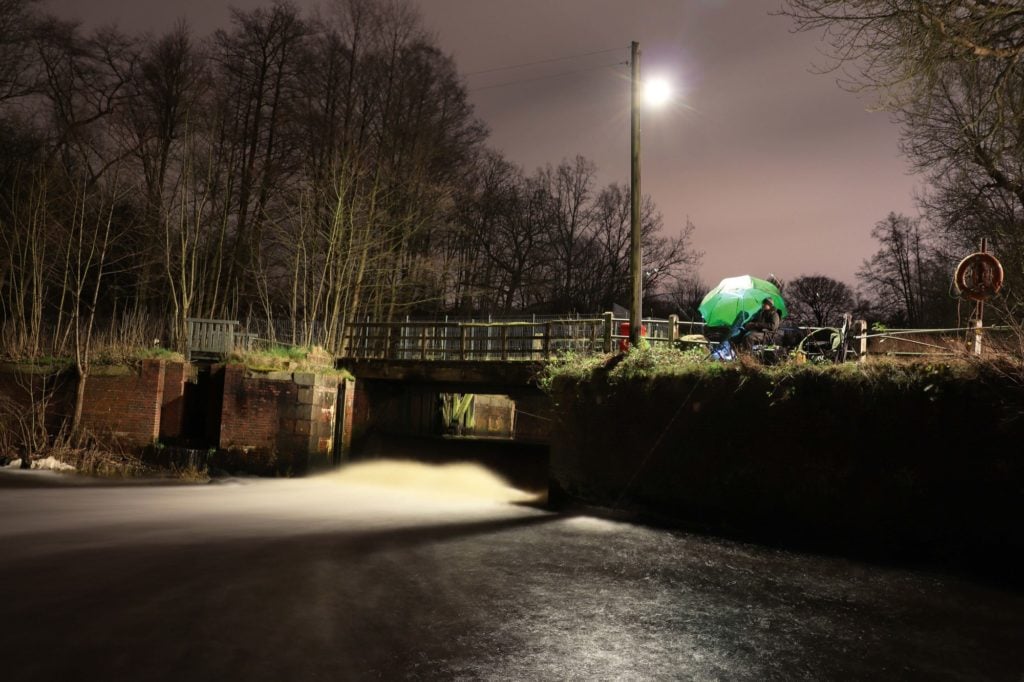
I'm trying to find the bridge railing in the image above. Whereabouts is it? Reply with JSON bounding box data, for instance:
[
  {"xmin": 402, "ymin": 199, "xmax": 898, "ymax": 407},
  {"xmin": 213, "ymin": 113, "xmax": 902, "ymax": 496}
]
[
  {"xmin": 345, "ymin": 318, "xmax": 601, "ymax": 361},
  {"xmin": 343, "ymin": 314, "xmax": 695, "ymax": 361},
  {"xmin": 186, "ymin": 318, "xmax": 257, "ymax": 361}
]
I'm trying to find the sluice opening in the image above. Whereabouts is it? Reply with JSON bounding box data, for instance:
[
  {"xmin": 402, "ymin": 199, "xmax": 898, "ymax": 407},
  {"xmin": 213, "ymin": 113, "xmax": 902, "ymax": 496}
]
[
  {"xmin": 348, "ymin": 389, "xmax": 551, "ymax": 496},
  {"xmin": 351, "ymin": 433, "xmax": 549, "ymax": 498}
]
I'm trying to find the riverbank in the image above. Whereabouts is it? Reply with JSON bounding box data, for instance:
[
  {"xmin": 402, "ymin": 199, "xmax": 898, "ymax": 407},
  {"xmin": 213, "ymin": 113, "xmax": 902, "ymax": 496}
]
[{"xmin": 545, "ymin": 351, "xmax": 1024, "ymax": 568}]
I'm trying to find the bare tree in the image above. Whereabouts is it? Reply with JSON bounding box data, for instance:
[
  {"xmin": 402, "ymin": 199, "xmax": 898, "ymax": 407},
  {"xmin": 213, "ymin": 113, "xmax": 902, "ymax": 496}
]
[
  {"xmin": 0, "ymin": 0, "xmax": 39, "ymax": 102},
  {"xmin": 662, "ymin": 275, "xmax": 708, "ymax": 322},
  {"xmin": 585, "ymin": 181, "xmax": 701, "ymax": 313},
  {"xmin": 857, "ymin": 212, "xmax": 951, "ymax": 326},
  {"xmin": 55, "ymin": 172, "xmax": 128, "ymax": 432},
  {"xmin": 781, "ymin": 1, "xmax": 1024, "ymax": 298},
  {"xmin": 208, "ymin": 1, "xmax": 309, "ymax": 317},
  {"xmin": 539, "ymin": 155, "xmax": 596, "ymax": 311},
  {"xmin": 780, "ymin": 1, "xmax": 1024, "ymax": 105},
  {"xmin": 32, "ymin": 18, "xmax": 137, "ymax": 183},
  {"xmin": 786, "ymin": 274, "xmax": 855, "ymax": 326},
  {"xmin": 116, "ymin": 22, "xmax": 209, "ymax": 343},
  {"xmin": 0, "ymin": 167, "xmax": 49, "ymax": 357}
]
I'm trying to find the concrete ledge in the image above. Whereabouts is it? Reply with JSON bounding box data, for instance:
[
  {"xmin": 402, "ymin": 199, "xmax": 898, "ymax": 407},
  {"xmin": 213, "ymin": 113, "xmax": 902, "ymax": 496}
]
[{"xmin": 337, "ymin": 359, "xmax": 545, "ymax": 393}]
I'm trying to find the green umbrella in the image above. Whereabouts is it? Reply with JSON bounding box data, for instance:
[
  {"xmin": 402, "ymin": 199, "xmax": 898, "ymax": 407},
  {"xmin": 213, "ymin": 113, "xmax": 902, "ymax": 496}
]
[{"xmin": 698, "ymin": 275, "xmax": 787, "ymax": 328}]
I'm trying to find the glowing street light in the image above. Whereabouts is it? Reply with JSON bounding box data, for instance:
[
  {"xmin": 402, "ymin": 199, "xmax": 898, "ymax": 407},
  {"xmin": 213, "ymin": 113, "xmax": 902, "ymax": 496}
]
[{"xmin": 644, "ymin": 76, "xmax": 673, "ymax": 107}]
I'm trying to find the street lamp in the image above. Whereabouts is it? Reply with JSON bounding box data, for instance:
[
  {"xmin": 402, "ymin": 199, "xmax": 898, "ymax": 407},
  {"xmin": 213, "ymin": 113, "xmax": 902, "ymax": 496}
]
[{"xmin": 629, "ymin": 42, "xmax": 672, "ymax": 348}]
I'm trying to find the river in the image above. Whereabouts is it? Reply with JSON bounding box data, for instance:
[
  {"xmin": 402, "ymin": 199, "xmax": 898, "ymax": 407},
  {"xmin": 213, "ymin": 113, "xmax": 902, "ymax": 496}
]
[{"xmin": 1, "ymin": 440, "xmax": 1021, "ymax": 681}]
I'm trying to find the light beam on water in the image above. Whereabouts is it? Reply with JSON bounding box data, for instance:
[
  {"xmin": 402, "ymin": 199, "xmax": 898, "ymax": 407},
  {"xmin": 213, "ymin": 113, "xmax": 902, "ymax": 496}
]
[{"xmin": 321, "ymin": 459, "xmax": 542, "ymax": 505}]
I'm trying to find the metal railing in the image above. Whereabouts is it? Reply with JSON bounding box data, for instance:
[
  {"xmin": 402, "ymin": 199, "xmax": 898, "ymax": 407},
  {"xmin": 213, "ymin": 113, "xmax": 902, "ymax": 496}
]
[
  {"xmin": 855, "ymin": 324, "xmax": 1016, "ymax": 359},
  {"xmin": 343, "ymin": 313, "xmax": 692, "ymax": 361},
  {"xmin": 188, "ymin": 314, "xmax": 1017, "ymax": 364}
]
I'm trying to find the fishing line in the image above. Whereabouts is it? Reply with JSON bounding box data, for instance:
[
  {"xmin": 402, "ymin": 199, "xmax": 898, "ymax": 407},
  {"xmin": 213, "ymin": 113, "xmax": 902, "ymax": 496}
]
[
  {"xmin": 614, "ymin": 378, "xmax": 702, "ymax": 507},
  {"xmin": 468, "ymin": 62, "xmax": 627, "ymax": 92},
  {"xmin": 513, "ymin": 408, "xmax": 552, "ymax": 422}
]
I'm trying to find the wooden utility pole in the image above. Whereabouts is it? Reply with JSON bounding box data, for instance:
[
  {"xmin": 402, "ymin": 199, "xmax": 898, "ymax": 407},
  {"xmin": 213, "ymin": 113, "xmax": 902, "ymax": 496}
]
[{"xmin": 629, "ymin": 40, "xmax": 643, "ymax": 348}]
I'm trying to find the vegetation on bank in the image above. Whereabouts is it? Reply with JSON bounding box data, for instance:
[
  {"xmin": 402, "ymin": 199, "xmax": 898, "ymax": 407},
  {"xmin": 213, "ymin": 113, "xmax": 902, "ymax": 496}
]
[
  {"xmin": 227, "ymin": 345, "xmax": 351, "ymax": 378},
  {"xmin": 538, "ymin": 344, "xmax": 1024, "ymax": 395},
  {"xmin": 1, "ymin": 343, "xmax": 348, "ymax": 377},
  {"xmin": 0, "ymin": 346, "xmax": 185, "ymax": 372}
]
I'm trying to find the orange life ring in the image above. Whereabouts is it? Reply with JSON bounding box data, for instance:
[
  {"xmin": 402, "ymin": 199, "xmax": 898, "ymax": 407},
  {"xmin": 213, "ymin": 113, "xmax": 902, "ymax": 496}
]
[{"xmin": 954, "ymin": 252, "xmax": 1004, "ymax": 302}]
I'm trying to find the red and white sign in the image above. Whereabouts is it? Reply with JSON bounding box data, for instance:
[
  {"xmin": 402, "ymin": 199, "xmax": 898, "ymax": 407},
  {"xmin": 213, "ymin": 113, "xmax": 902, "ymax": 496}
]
[{"xmin": 954, "ymin": 252, "xmax": 1003, "ymax": 302}]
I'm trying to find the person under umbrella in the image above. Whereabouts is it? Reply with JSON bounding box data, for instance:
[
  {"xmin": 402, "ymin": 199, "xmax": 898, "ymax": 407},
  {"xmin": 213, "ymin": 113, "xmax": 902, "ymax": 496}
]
[{"xmin": 740, "ymin": 297, "xmax": 781, "ymax": 347}]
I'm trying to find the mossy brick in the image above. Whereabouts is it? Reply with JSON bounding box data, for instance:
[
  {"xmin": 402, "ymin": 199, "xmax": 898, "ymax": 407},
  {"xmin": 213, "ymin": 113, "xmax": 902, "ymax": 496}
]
[{"xmin": 293, "ymin": 372, "xmax": 316, "ymax": 386}]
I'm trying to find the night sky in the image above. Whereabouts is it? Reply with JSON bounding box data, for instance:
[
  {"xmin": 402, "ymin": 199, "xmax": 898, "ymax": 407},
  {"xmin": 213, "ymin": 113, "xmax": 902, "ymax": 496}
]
[{"xmin": 45, "ymin": 0, "xmax": 921, "ymax": 287}]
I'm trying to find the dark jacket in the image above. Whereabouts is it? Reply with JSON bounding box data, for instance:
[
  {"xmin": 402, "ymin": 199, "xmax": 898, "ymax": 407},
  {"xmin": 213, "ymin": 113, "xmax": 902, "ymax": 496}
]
[{"xmin": 746, "ymin": 307, "xmax": 781, "ymax": 336}]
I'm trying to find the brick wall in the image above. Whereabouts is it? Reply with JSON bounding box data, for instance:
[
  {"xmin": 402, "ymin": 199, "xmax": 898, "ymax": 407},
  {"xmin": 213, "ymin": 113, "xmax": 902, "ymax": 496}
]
[
  {"xmin": 3, "ymin": 361, "xmax": 352, "ymax": 471},
  {"xmin": 0, "ymin": 365, "xmax": 76, "ymax": 443},
  {"xmin": 296, "ymin": 373, "xmax": 344, "ymax": 470},
  {"xmin": 219, "ymin": 365, "xmax": 297, "ymax": 452},
  {"xmin": 79, "ymin": 359, "xmax": 166, "ymax": 446},
  {"xmin": 217, "ymin": 366, "xmax": 342, "ymax": 473},
  {"xmin": 468, "ymin": 394, "xmax": 515, "ymax": 438},
  {"xmin": 2, "ymin": 360, "xmax": 191, "ymax": 450}
]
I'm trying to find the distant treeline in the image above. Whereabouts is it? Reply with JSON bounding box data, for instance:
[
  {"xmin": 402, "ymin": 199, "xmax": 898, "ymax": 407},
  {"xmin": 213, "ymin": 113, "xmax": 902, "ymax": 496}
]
[{"xmin": 0, "ymin": 0, "xmax": 700, "ymax": 360}]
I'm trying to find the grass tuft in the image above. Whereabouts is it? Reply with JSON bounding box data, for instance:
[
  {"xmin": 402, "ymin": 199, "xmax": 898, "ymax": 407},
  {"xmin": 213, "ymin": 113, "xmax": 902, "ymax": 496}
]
[{"xmin": 227, "ymin": 344, "xmax": 351, "ymax": 377}]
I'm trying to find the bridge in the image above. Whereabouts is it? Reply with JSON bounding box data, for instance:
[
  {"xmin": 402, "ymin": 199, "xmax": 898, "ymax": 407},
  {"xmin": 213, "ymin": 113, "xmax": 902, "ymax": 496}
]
[
  {"xmin": 186, "ymin": 314, "xmax": 701, "ymax": 449},
  {"xmin": 337, "ymin": 313, "xmax": 699, "ymax": 386},
  {"xmin": 181, "ymin": 314, "xmax": 1000, "ymax": 454},
  {"xmin": 189, "ymin": 313, "xmax": 703, "ymax": 386},
  {"xmin": 333, "ymin": 315, "xmax": 700, "ymax": 446}
]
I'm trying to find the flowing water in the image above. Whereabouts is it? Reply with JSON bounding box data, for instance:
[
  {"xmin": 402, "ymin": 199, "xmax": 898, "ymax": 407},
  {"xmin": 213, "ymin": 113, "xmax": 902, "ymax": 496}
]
[{"xmin": 1, "ymin": 441, "xmax": 1021, "ymax": 681}]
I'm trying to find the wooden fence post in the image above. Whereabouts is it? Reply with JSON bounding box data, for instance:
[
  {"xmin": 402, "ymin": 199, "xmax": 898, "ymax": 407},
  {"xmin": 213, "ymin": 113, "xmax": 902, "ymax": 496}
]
[
  {"xmin": 386, "ymin": 324, "xmax": 397, "ymax": 359},
  {"xmin": 857, "ymin": 320, "xmax": 868, "ymax": 362},
  {"xmin": 668, "ymin": 314, "xmax": 679, "ymax": 343},
  {"xmin": 602, "ymin": 312, "xmax": 614, "ymax": 353}
]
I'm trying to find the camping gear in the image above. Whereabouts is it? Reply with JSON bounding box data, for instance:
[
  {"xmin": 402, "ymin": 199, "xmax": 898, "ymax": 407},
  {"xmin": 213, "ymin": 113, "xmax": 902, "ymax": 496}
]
[
  {"xmin": 698, "ymin": 275, "xmax": 788, "ymax": 328},
  {"xmin": 709, "ymin": 339, "xmax": 736, "ymax": 362}
]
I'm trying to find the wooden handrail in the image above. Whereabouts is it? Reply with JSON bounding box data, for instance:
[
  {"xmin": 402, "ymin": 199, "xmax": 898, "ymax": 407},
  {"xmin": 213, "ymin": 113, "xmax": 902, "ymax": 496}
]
[{"xmin": 335, "ymin": 315, "xmax": 698, "ymax": 361}]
